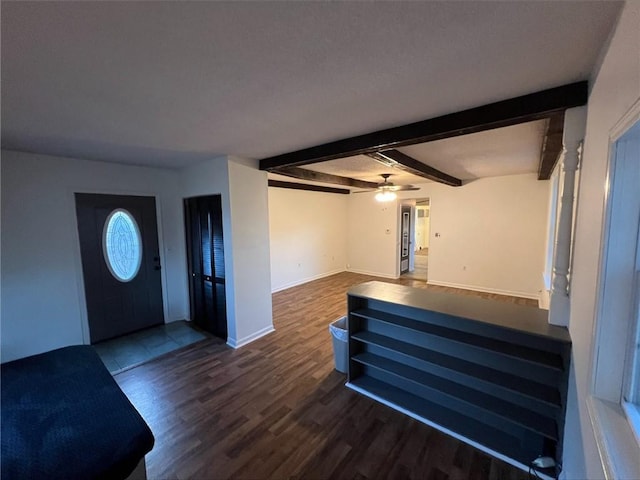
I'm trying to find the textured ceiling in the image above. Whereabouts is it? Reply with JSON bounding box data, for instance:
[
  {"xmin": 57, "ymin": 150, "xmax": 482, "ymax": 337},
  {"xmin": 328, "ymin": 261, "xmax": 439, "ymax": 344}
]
[
  {"xmin": 272, "ymin": 120, "xmax": 546, "ymax": 188},
  {"xmin": 1, "ymin": 1, "xmax": 622, "ymax": 169},
  {"xmin": 397, "ymin": 120, "xmax": 547, "ymax": 181},
  {"xmin": 307, "ymin": 155, "xmax": 426, "ymax": 185}
]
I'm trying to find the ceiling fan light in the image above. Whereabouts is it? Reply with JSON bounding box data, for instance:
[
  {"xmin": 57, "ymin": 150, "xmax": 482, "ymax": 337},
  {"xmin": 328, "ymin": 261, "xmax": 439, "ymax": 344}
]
[{"xmin": 375, "ymin": 190, "xmax": 397, "ymax": 202}]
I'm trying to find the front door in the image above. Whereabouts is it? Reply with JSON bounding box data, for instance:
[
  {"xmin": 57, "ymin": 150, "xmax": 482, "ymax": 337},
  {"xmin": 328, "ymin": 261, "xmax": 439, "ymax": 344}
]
[
  {"xmin": 400, "ymin": 205, "xmax": 411, "ymax": 274},
  {"xmin": 75, "ymin": 193, "xmax": 164, "ymax": 343}
]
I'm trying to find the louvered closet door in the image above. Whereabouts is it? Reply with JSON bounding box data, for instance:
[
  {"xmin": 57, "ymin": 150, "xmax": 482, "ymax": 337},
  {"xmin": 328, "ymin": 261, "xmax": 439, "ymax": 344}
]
[{"xmin": 184, "ymin": 195, "xmax": 227, "ymax": 340}]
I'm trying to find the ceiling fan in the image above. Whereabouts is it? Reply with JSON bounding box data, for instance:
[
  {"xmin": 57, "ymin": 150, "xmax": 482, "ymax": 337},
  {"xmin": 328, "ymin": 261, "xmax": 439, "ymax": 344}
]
[{"xmin": 355, "ymin": 174, "xmax": 420, "ymax": 201}]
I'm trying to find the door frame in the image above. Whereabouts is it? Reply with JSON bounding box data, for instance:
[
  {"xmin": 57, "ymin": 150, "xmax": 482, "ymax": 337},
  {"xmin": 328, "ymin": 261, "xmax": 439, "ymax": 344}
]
[
  {"xmin": 68, "ymin": 187, "xmax": 170, "ymax": 344},
  {"xmin": 399, "ymin": 204, "xmax": 413, "ymax": 275},
  {"xmin": 397, "ymin": 198, "xmax": 431, "ymax": 279},
  {"xmin": 414, "ymin": 199, "xmax": 431, "ymax": 263},
  {"xmin": 408, "ymin": 205, "xmax": 416, "ymax": 273}
]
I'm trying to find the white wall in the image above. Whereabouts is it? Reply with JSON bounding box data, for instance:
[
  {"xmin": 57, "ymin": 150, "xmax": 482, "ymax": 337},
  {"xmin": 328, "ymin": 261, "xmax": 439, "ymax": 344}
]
[
  {"xmin": 425, "ymin": 174, "xmax": 549, "ymax": 299},
  {"xmin": 562, "ymin": 2, "xmax": 640, "ymax": 478},
  {"xmin": 347, "ymin": 191, "xmax": 399, "ymax": 278},
  {"xmin": 1, "ymin": 150, "xmax": 188, "ymax": 362},
  {"xmin": 1, "ymin": 151, "xmax": 275, "ymax": 361},
  {"xmin": 226, "ymin": 157, "xmax": 273, "ymax": 346},
  {"xmin": 542, "ymin": 165, "xmax": 560, "ymax": 292},
  {"xmin": 268, "ymin": 187, "xmax": 348, "ymax": 292},
  {"xmin": 180, "ymin": 156, "xmax": 274, "ymax": 348},
  {"xmin": 179, "ymin": 156, "xmax": 236, "ymax": 339},
  {"xmin": 347, "ymin": 173, "xmax": 550, "ymax": 298}
]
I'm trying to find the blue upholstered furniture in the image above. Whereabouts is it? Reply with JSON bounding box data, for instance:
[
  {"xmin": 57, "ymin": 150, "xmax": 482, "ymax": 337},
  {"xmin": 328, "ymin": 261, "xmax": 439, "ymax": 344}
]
[{"xmin": 1, "ymin": 345, "xmax": 154, "ymax": 479}]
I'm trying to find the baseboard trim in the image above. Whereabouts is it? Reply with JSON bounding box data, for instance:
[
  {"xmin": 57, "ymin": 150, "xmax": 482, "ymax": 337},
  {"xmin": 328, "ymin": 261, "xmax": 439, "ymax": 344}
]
[
  {"xmin": 346, "ymin": 382, "xmax": 553, "ymax": 480},
  {"xmin": 538, "ymin": 289, "xmax": 551, "ymax": 310},
  {"xmin": 346, "ymin": 268, "xmax": 398, "ymax": 280},
  {"xmin": 271, "ymin": 269, "xmax": 346, "ymax": 293},
  {"xmin": 426, "ymin": 280, "xmax": 539, "ymax": 300},
  {"xmin": 226, "ymin": 325, "xmax": 275, "ymax": 349}
]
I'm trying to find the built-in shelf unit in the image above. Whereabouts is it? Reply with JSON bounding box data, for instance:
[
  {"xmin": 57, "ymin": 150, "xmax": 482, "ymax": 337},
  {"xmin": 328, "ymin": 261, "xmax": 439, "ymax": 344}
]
[{"xmin": 346, "ymin": 281, "xmax": 571, "ymax": 475}]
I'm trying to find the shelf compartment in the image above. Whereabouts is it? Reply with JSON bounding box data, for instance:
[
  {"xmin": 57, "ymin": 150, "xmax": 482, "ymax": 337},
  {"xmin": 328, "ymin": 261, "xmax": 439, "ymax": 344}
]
[
  {"xmin": 352, "ymin": 352, "xmax": 558, "ymax": 440},
  {"xmin": 351, "ymin": 330, "xmax": 561, "ymax": 410},
  {"xmin": 351, "ymin": 282, "xmax": 571, "ymax": 350},
  {"xmin": 351, "ymin": 310, "xmax": 562, "ymax": 385},
  {"xmin": 352, "ymin": 308, "xmax": 563, "ymax": 369},
  {"xmin": 348, "ymin": 374, "xmax": 545, "ymax": 466}
]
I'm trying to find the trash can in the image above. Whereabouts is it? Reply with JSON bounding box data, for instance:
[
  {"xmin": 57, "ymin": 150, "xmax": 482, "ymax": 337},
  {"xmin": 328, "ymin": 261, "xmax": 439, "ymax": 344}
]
[{"xmin": 329, "ymin": 316, "xmax": 348, "ymax": 373}]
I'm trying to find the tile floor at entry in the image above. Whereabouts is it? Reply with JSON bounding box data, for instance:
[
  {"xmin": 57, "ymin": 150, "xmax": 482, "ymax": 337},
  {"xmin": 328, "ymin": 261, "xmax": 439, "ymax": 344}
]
[{"xmin": 94, "ymin": 320, "xmax": 209, "ymax": 374}]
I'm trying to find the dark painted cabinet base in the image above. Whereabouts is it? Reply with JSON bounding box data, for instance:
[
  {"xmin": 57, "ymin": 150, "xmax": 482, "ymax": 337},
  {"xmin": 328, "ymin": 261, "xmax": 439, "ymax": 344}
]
[{"xmin": 346, "ymin": 282, "xmax": 571, "ymax": 476}]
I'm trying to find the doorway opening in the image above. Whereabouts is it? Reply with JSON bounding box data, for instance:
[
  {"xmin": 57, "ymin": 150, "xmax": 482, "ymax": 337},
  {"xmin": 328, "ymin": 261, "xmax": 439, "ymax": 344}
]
[
  {"xmin": 400, "ymin": 198, "xmax": 430, "ymax": 281},
  {"xmin": 184, "ymin": 195, "xmax": 227, "ymax": 341}
]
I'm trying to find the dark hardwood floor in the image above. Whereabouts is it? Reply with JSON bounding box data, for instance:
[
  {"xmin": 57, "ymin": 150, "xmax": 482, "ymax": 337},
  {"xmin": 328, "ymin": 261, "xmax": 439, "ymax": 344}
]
[{"xmin": 116, "ymin": 272, "xmax": 534, "ymax": 479}]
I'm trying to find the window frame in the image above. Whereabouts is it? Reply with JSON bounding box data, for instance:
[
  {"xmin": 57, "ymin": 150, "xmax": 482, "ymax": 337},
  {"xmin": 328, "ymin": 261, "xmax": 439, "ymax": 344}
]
[
  {"xmin": 102, "ymin": 208, "xmax": 143, "ymax": 282},
  {"xmin": 621, "ymin": 219, "xmax": 640, "ymax": 443},
  {"xmin": 588, "ymin": 98, "xmax": 640, "ymax": 479}
]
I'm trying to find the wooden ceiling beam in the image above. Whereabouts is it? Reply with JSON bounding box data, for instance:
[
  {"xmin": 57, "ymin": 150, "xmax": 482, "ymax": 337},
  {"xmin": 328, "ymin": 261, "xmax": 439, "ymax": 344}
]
[
  {"xmin": 538, "ymin": 112, "xmax": 565, "ymax": 180},
  {"xmin": 272, "ymin": 166, "xmax": 379, "ymax": 189},
  {"xmin": 268, "ymin": 179, "xmax": 350, "ymax": 195},
  {"xmin": 367, "ymin": 150, "xmax": 462, "ymax": 187},
  {"xmin": 259, "ymin": 81, "xmax": 588, "ymax": 171}
]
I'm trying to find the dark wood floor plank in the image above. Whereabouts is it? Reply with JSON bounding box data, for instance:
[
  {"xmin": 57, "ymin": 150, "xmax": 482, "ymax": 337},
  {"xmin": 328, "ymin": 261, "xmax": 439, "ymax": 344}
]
[{"xmin": 116, "ymin": 272, "xmax": 534, "ymax": 479}]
